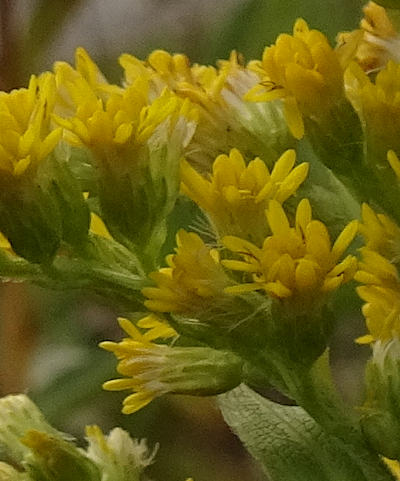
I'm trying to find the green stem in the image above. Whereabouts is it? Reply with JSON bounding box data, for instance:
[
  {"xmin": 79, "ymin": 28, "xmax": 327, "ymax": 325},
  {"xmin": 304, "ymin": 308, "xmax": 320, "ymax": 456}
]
[{"xmin": 269, "ymin": 352, "xmax": 395, "ymax": 481}]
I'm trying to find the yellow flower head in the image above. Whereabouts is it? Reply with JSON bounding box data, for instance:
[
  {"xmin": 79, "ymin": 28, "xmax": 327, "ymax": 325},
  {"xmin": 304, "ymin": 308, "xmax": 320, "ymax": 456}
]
[
  {"xmin": 337, "ymin": 2, "xmax": 400, "ymax": 74},
  {"xmin": 0, "ymin": 74, "xmax": 62, "ymax": 177},
  {"xmin": 356, "ymin": 282, "xmax": 400, "ymax": 344},
  {"xmin": 54, "ymin": 50, "xmax": 197, "ymax": 163},
  {"xmin": 355, "ymin": 204, "xmax": 400, "ymax": 343},
  {"xmin": 246, "ymin": 19, "xmax": 344, "ymax": 139},
  {"xmin": 142, "ymin": 230, "xmax": 230, "ymax": 314},
  {"xmin": 101, "ymin": 315, "xmax": 242, "ymax": 414},
  {"xmin": 181, "ymin": 148, "xmax": 309, "ymax": 244},
  {"xmin": 55, "ymin": 80, "xmax": 196, "ymax": 162},
  {"xmin": 223, "ymin": 199, "xmax": 358, "ymax": 310},
  {"xmin": 345, "ymin": 60, "xmax": 400, "ymax": 153},
  {"xmin": 357, "ymin": 203, "xmax": 400, "ymax": 262},
  {"xmin": 101, "ymin": 315, "xmax": 177, "ymax": 414}
]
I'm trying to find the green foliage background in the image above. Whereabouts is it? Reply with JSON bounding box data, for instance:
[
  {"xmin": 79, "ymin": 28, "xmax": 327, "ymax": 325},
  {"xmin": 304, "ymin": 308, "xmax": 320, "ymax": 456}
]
[{"xmin": 0, "ymin": 1, "xmax": 364, "ymax": 480}]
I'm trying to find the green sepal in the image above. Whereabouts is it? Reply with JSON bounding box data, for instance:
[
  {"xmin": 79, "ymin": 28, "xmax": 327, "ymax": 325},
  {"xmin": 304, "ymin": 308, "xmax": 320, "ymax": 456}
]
[{"xmin": 219, "ymin": 384, "xmax": 380, "ymax": 481}]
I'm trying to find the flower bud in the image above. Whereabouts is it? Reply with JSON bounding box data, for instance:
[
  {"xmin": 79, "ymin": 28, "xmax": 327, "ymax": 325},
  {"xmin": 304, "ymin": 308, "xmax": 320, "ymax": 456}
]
[
  {"xmin": 22, "ymin": 430, "xmax": 101, "ymax": 481},
  {"xmin": 361, "ymin": 339, "xmax": 400, "ymax": 458},
  {"xmin": 0, "ymin": 394, "xmax": 62, "ymax": 465},
  {"xmin": 85, "ymin": 425, "xmax": 156, "ymax": 481}
]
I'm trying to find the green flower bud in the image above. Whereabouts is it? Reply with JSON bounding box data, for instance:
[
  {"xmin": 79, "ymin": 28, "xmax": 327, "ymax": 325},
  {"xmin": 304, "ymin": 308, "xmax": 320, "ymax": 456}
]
[
  {"xmin": 361, "ymin": 339, "xmax": 400, "ymax": 458},
  {"xmin": 0, "ymin": 395, "xmax": 62, "ymax": 465},
  {"xmin": 21, "ymin": 431, "xmax": 100, "ymax": 481}
]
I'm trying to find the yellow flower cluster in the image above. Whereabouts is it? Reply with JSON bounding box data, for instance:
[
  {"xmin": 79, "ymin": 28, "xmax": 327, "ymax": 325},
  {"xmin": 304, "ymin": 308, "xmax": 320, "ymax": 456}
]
[
  {"xmin": 121, "ymin": 49, "xmax": 290, "ymax": 171},
  {"xmin": 5, "ymin": 7, "xmax": 400, "ymax": 420}
]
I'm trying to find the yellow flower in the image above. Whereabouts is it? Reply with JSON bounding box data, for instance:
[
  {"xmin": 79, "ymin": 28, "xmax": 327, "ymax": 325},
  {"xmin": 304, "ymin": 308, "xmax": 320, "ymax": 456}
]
[
  {"xmin": 53, "ymin": 48, "xmax": 123, "ymax": 119},
  {"xmin": 357, "ymin": 203, "xmax": 400, "ymax": 262},
  {"xmin": 54, "ymin": 68, "xmax": 196, "ymax": 162},
  {"xmin": 142, "ymin": 230, "xmax": 229, "ymax": 314},
  {"xmin": 0, "ymin": 73, "xmax": 62, "ymax": 176},
  {"xmin": 337, "ymin": 2, "xmax": 400, "ymax": 74},
  {"xmin": 101, "ymin": 315, "xmax": 242, "ymax": 414},
  {"xmin": 181, "ymin": 148, "xmax": 308, "ymax": 244},
  {"xmin": 101, "ymin": 315, "xmax": 177, "ymax": 414},
  {"xmin": 222, "ymin": 199, "xmax": 358, "ymax": 309},
  {"xmin": 53, "ymin": 48, "xmax": 197, "ymax": 161},
  {"xmin": 246, "ymin": 19, "xmax": 343, "ymax": 139},
  {"xmin": 355, "ymin": 204, "xmax": 400, "ymax": 343},
  {"xmin": 345, "ymin": 60, "xmax": 400, "ymax": 154}
]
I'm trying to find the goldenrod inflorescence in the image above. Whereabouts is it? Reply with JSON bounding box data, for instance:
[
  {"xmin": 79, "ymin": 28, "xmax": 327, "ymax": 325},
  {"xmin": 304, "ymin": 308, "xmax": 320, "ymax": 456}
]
[{"xmin": 3, "ymin": 3, "xmax": 400, "ymax": 480}]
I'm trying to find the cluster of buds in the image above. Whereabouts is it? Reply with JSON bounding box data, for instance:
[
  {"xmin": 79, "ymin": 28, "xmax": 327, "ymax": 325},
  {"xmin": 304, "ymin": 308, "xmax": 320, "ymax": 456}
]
[{"xmin": 0, "ymin": 394, "xmax": 158, "ymax": 481}]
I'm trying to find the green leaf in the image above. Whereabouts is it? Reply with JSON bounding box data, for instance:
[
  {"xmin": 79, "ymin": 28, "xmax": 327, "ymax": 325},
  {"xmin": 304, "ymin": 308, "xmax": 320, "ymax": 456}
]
[{"xmin": 219, "ymin": 384, "xmax": 389, "ymax": 481}]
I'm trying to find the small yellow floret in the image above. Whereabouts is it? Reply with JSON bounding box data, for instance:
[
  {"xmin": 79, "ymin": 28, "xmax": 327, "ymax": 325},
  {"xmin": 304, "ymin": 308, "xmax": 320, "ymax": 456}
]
[
  {"xmin": 247, "ymin": 18, "xmax": 343, "ymax": 139},
  {"xmin": 222, "ymin": 199, "xmax": 358, "ymax": 308}
]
